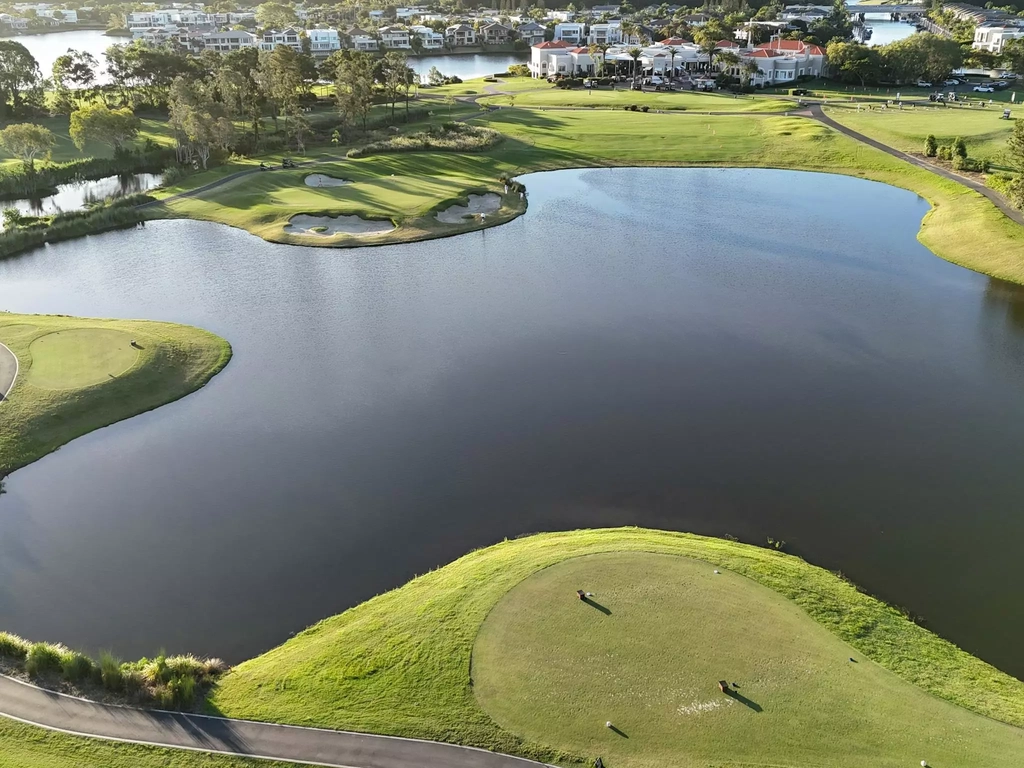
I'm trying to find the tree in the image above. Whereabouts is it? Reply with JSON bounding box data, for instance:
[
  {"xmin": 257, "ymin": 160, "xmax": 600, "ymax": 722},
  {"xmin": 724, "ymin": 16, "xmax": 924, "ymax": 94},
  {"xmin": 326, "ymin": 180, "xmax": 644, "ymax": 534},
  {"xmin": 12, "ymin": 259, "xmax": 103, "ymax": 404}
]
[
  {"xmin": 255, "ymin": 1, "xmax": 297, "ymax": 29},
  {"xmin": 1002, "ymin": 38, "xmax": 1024, "ymax": 75},
  {"xmin": 826, "ymin": 40, "xmax": 881, "ymax": 86},
  {"xmin": 924, "ymin": 134, "xmax": 937, "ymax": 157},
  {"xmin": 219, "ymin": 47, "xmax": 266, "ymax": 149},
  {"xmin": 951, "ymin": 136, "xmax": 967, "ymax": 160},
  {"xmin": 0, "ymin": 123, "xmax": 54, "ymax": 173},
  {"xmin": 0, "ymin": 41, "xmax": 40, "ymax": 117},
  {"xmin": 52, "ymin": 49, "xmax": 97, "ymax": 113},
  {"xmin": 428, "ymin": 65, "xmax": 445, "ymax": 86},
  {"xmin": 444, "ymin": 93, "xmax": 455, "ymax": 117},
  {"xmin": 168, "ymin": 76, "xmax": 234, "ymax": 168},
  {"xmin": 381, "ymin": 50, "xmax": 409, "ymax": 122},
  {"xmin": 334, "ymin": 51, "xmax": 374, "ymax": 134},
  {"xmin": 694, "ymin": 20, "xmax": 732, "ymax": 74},
  {"xmin": 262, "ymin": 44, "xmax": 303, "ymax": 136},
  {"xmin": 588, "ymin": 43, "xmax": 607, "ymax": 77},
  {"xmin": 881, "ymin": 33, "xmax": 962, "ymax": 84},
  {"xmin": 741, "ymin": 59, "xmax": 760, "ymax": 87},
  {"xmin": 627, "ymin": 47, "xmax": 642, "ymax": 86},
  {"xmin": 664, "ymin": 45, "xmax": 678, "ymax": 79},
  {"xmin": 69, "ymin": 103, "xmax": 140, "ymax": 154}
]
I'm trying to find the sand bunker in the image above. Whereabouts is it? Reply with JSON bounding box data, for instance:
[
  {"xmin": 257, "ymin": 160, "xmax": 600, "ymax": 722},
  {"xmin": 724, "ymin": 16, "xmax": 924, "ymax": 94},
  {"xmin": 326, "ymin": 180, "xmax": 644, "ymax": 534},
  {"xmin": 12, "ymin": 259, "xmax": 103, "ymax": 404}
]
[
  {"xmin": 435, "ymin": 193, "xmax": 501, "ymax": 224},
  {"xmin": 304, "ymin": 174, "xmax": 351, "ymax": 187},
  {"xmin": 285, "ymin": 214, "xmax": 394, "ymax": 236}
]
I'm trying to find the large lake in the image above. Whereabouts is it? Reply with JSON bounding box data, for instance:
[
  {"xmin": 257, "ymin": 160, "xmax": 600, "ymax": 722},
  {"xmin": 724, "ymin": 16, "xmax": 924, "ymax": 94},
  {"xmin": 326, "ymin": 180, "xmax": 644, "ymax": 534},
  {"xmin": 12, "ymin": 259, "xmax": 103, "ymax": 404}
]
[{"xmin": 1, "ymin": 168, "xmax": 1023, "ymax": 679}]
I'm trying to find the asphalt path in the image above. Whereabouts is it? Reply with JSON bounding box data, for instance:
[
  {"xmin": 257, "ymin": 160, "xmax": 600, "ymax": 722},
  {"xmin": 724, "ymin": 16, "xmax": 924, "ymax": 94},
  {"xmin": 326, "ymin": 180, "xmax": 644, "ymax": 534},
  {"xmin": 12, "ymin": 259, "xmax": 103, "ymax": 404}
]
[
  {"xmin": 0, "ymin": 341, "xmax": 17, "ymax": 402},
  {"xmin": 0, "ymin": 675, "xmax": 552, "ymax": 768}
]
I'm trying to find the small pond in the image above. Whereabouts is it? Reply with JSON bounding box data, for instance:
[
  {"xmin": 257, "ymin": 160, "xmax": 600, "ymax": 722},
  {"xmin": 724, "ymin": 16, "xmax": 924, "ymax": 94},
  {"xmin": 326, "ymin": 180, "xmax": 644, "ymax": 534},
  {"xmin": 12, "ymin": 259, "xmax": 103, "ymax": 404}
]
[
  {"xmin": 1, "ymin": 167, "xmax": 1023, "ymax": 682},
  {"xmin": 0, "ymin": 172, "xmax": 162, "ymax": 228}
]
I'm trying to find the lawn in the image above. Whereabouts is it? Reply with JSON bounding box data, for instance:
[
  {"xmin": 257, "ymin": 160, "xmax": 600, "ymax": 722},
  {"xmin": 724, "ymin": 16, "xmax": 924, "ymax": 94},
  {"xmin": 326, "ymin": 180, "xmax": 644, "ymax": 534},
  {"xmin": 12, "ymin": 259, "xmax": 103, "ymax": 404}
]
[
  {"xmin": 208, "ymin": 528, "xmax": 1024, "ymax": 766},
  {"xmin": 477, "ymin": 87, "xmax": 792, "ymax": 112},
  {"xmin": 152, "ymin": 107, "xmax": 1024, "ymax": 283},
  {"xmin": 0, "ymin": 313, "xmax": 231, "ymax": 478},
  {"xmin": 474, "ymin": 552, "xmax": 1024, "ymax": 768},
  {"xmin": 0, "ymin": 115, "xmax": 176, "ymax": 169},
  {"xmin": 0, "ymin": 716, "xmax": 309, "ymax": 768},
  {"xmin": 825, "ymin": 104, "xmax": 1018, "ymax": 165}
]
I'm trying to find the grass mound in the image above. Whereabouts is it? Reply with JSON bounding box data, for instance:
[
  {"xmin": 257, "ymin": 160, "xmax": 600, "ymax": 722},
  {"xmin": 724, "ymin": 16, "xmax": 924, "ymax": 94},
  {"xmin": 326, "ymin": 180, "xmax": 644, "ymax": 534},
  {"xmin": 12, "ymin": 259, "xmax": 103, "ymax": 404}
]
[
  {"xmin": 347, "ymin": 123, "xmax": 503, "ymax": 158},
  {"xmin": 0, "ymin": 313, "xmax": 231, "ymax": 478},
  {"xmin": 209, "ymin": 528, "xmax": 1024, "ymax": 765},
  {"xmin": 474, "ymin": 552, "xmax": 1024, "ymax": 768}
]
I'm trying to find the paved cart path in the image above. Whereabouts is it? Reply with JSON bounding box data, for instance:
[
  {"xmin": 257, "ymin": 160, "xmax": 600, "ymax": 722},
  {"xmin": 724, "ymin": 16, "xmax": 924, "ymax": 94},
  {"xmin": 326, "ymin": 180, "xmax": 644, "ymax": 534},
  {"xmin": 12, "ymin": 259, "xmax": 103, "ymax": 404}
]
[
  {"xmin": 0, "ymin": 341, "xmax": 17, "ymax": 402},
  {"xmin": 0, "ymin": 675, "xmax": 552, "ymax": 768}
]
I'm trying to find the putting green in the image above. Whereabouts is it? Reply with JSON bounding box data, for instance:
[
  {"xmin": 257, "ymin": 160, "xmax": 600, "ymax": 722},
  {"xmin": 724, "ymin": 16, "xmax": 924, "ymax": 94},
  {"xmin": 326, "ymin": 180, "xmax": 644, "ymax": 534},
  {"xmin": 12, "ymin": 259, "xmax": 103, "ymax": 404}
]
[
  {"xmin": 472, "ymin": 552, "xmax": 1024, "ymax": 768},
  {"xmin": 27, "ymin": 329, "xmax": 139, "ymax": 389}
]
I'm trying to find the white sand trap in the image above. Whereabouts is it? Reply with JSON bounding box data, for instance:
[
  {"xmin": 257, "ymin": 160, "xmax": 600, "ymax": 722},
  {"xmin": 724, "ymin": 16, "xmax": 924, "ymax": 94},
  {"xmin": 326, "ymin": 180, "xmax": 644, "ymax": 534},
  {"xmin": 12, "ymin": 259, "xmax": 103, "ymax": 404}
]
[
  {"xmin": 285, "ymin": 214, "xmax": 394, "ymax": 237},
  {"xmin": 435, "ymin": 193, "xmax": 502, "ymax": 224},
  {"xmin": 304, "ymin": 174, "xmax": 351, "ymax": 187}
]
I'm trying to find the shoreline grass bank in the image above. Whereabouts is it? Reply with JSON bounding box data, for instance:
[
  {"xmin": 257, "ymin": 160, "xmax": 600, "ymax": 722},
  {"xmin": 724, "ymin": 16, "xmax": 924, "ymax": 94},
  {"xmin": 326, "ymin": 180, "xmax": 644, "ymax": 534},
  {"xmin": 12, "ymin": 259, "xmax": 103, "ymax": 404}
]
[{"xmin": 208, "ymin": 527, "xmax": 1024, "ymax": 765}]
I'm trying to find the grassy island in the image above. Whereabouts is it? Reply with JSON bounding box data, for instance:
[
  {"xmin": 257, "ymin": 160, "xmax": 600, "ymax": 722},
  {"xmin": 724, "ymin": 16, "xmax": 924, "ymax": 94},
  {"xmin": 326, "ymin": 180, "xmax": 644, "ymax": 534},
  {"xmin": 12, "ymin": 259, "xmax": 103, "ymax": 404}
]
[
  {"xmin": 209, "ymin": 528, "xmax": 1024, "ymax": 768},
  {"xmin": 0, "ymin": 313, "xmax": 231, "ymax": 478}
]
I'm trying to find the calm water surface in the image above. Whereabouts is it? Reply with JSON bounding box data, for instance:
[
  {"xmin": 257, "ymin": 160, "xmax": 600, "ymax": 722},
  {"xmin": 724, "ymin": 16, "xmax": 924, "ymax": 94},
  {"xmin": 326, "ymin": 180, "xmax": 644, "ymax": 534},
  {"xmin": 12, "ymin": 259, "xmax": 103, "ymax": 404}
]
[
  {"xmin": 15, "ymin": 29, "xmax": 116, "ymax": 83},
  {"xmin": 410, "ymin": 53, "xmax": 526, "ymax": 82},
  {"xmin": 1, "ymin": 168, "xmax": 1023, "ymax": 678},
  {"xmin": 0, "ymin": 173, "xmax": 162, "ymax": 227}
]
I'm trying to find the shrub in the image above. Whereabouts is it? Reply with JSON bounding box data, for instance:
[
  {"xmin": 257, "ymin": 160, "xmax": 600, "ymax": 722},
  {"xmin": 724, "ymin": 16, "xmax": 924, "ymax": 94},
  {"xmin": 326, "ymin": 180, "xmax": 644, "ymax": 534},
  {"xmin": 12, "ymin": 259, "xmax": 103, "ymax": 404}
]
[
  {"xmin": 25, "ymin": 642, "xmax": 67, "ymax": 676},
  {"xmin": 0, "ymin": 632, "xmax": 30, "ymax": 659},
  {"xmin": 347, "ymin": 123, "xmax": 502, "ymax": 158},
  {"xmin": 952, "ymin": 136, "xmax": 968, "ymax": 159},
  {"xmin": 924, "ymin": 134, "xmax": 938, "ymax": 157},
  {"xmin": 629, "ymin": 104, "xmax": 638, "ymax": 111},
  {"xmin": 61, "ymin": 652, "xmax": 94, "ymax": 682},
  {"xmin": 167, "ymin": 673, "xmax": 197, "ymax": 709},
  {"xmin": 160, "ymin": 164, "xmax": 190, "ymax": 187},
  {"xmin": 99, "ymin": 651, "xmax": 124, "ymax": 691},
  {"xmin": 640, "ymin": 105, "xmax": 650, "ymax": 112},
  {"xmin": 936, "ymin": 145, "xmax": 952, "ymax": 161},
  {"xmin": 622, "ymin": 104, "xmax": 630, "ymax": 110}
]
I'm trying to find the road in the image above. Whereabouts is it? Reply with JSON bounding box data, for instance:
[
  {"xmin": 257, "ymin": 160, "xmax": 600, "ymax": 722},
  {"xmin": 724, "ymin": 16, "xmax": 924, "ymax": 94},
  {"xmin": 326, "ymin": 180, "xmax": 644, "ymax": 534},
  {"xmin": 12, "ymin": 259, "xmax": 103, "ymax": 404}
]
[
  {"xmin": 0, "ymin": 675, "xmax": 552, "ymax": 768},
  {"xmin": 0, "ymin": 341, "xmax": 17, "ymax": 402}
]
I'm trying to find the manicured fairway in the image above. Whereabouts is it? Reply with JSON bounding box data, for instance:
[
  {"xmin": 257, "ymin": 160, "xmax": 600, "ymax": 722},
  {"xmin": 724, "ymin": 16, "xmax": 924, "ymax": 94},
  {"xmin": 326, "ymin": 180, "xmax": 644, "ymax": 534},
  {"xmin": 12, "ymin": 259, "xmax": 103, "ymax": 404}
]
[
  {"xmin": 0, "ymin": 313, "xmax": 231, "ymax": 477},
  {"xmin": 209, "ymin": 529, "xmax": 1024, "ymax": 766},
  {"xmin": 827, "ymin": 105, "xmax": 1018, "ymax": 165},
  {"xmin": 27, "ymin": 328, "xmax": 138, "ymax": 389},
  {"xmin": 477, "ymin": 87, "xmax": 792, "ymax": 112},
  {"xmin": 474, "ymin": 552, "xmax": 1024, "ymax": 768},
  {"xmin": 0, "ymin": 716, "xmax": 307, "ymax": 768}
]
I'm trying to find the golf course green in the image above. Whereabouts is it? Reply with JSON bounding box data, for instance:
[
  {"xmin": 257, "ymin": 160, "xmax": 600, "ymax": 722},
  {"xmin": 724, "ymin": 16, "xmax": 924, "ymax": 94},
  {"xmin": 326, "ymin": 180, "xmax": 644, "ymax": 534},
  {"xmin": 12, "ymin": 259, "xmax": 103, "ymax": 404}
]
[
  {"xmin": 0, "ymin": 313, "xmax": 231, "ymax": 478},
  {"xmin": 208, "ymin": 528, "xmax": 1024, "ymax": 766}
]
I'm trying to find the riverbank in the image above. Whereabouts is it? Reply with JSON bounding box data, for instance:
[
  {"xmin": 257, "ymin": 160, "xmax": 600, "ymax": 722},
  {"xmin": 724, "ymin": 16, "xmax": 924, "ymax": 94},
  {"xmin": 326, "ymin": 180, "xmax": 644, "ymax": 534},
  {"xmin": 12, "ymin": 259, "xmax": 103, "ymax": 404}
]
[
  {"xmin": 0, "ymin": 313, "xmax": 231, "ymax": 478},
  {"xmin": 209, "ymin": 528, "xmax": 1024, "ymax": 767},
  {"xmin": 151, "ymin": 100, "xmax": 1024, "ymax": 284}
]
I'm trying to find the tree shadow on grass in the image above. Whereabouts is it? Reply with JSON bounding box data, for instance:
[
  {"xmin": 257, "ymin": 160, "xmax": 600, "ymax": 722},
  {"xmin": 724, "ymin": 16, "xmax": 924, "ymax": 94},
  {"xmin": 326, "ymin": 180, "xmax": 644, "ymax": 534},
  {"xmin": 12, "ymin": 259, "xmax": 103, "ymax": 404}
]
[
  {"xmin": 582, "ymin": 597, "xmax": 611, "ymax": 615},
  {"xmin": 726, "ymin": 688, "xmax": 763, "ymax": 713}
]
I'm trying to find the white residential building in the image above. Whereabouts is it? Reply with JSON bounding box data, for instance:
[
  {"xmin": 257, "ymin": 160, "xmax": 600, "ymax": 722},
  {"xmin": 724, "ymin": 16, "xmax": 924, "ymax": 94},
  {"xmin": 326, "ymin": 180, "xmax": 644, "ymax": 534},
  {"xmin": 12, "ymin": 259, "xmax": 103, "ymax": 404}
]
[
  {"xmin": 410, "ymin": 25, "xmax": 444, "ymax": 49},
  {"xmin": 973, "ymin": 23, "xmax": 1024, "ymax": 54},
  {"xmin": 446, "ymin": 23, "xmax": 477, "ymax": 47},
  {"xmin": 0, "ymin": 13, "xmax": 28, "ymax": 29},
  {"xmin": 378, "ymin": 25, "xmax": 412, "ymax": 48},
  {"xmin": 202, "ymin": 30, "xmax": 257, "ymax": 53},
  {"xmin": 587, "ymin": 21, "xmax": 622, "ymax": 45},
  {"xmin": 260, "ymin": 28, "xmax": 302, "ymax": 52},
  {"xmin": 307, "ymin": 28, "xmax": 341, "ymax": 53},
  {"xmin": 554, "ymin": 22, "xmax": 585, "ymax": 44},
  {"xmin": 127, "ymin": 10, "xmax": 210, "ymax": 29},
  {"xmin": 38, "ymin": 8, "xmax": 77, "ymax": 23},
  {"xmin": 132, "ymin": 24, "xmax": 182, "ymax": 43},
  {"xmin": 396, "ymin": 6, "xmax": 429, "ymax": 19},
  {"xmin": 347, "ymin": 28, "xmax": 378, "ymax": 51},
  {"xmin": 530, "ymin": 40, "xmax": 574, "ymax": 77}
]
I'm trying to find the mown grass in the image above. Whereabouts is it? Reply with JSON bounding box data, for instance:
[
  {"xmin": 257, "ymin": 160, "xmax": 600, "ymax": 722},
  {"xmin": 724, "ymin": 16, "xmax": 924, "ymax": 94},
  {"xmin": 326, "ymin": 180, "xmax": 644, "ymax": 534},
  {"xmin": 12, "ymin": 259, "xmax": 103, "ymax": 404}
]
[
  {"xmin": 0, "ymin": 716, "xmax": 311, "ymax": 768},
  {"xmin": 209, "ymin": 528, "xmax": 1024, "ymax": 765},
  {"xmin": 474, "ymin": 552, "xmax": 1024, "ymax": 768},
  {"xmin": 0, "ymin": 313, "xmax": 231, "ymax": 478},
  {"xmin": 478, "ymin": 87, "xmax": 793, "ymax": 112},
  {"xmin": 826, "ymin": 104, "xmax": 1018, "ymax": 165}
]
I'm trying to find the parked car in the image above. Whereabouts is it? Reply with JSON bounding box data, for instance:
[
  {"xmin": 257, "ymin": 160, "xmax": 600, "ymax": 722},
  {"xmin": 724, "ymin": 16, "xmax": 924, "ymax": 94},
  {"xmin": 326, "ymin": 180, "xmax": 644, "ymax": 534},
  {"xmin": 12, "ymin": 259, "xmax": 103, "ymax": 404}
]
[
  {"xmin": 916, "ymin": 80, "xmax": 932, "ymax": 87},
  {"xmin": 973, "ymin": 85, "xmax": 995, "ymax": 92},
  {"xmin": 943, "ymin": 79, "xmax": 959, "ymax": 86}
]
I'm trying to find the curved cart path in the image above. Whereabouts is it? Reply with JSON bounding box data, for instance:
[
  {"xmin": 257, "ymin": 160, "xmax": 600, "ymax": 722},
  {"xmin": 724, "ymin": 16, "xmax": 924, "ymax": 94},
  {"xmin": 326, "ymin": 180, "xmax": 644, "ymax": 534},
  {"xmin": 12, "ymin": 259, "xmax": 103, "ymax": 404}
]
[
  {"xmin": 0, "ymin": 675, "xmax": 552, "ymax": 768},
  {"xmin": 0, "ymin": 341, "xmax": 17, "ymax": 402}
]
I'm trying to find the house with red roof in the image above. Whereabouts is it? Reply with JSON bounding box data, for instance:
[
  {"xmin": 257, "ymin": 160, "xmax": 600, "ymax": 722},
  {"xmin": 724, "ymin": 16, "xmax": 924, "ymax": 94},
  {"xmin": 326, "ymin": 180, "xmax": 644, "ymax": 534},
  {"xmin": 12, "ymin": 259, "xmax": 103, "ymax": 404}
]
[{"xmin": 530, "ymin": 40, "xmax": 575, "ymax": 78}]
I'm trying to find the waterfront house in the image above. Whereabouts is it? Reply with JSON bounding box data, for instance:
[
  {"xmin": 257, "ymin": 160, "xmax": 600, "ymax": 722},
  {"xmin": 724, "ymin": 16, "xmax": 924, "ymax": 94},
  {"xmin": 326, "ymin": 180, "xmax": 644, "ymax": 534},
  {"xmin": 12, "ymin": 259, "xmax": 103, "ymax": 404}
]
[
  {"xmin": 379, "ymin": 25, "xmax": 412, "ymax": 49},
  {"xmin": 554, "ymin": 22, "xmax": 586, "ymax": 44},
  {"xmin": 260, "ymin": 28, "xmax": 302, "ymax": 52},
  {"xmin": 516, "ymin": 21, "xmax": 547, "ymax": 46},
  {"xmin": 530, "ymin": 39, "xmax": 574, "ymax": 77},
  {"xmin": 481, "ymin": 22, "xmax": 514, "ymax": 44},
  {"xmin": 588, "ymin": 21, "xmax": 623, "ymax": 45},
  {"xmin": 410, "ymin": 25, "xmax": 445, "ymax": 49},
  {"xmin": 973, "ymin": 22, "xmax": 1024, "ymax": 54},
  {"xmin": 308, "ymin": 28, "xmax": 341, "ymax": 54},
  {"xmin": 446, "ymin": 24, "xmax": 477, "ymax": 47},
  {"xmin": 202, "ymin": 30, "xmax": 257, "ymax": 53},
  {"xmin": 347, "ymin": 28, "xmax": 379, "ymax": 51}
]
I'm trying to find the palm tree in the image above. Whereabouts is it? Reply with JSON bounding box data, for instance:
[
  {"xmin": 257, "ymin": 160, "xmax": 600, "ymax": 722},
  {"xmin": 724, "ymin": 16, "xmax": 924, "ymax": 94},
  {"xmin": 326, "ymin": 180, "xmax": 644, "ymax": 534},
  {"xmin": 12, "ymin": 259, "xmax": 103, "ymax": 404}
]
[
  {"xmin": 717, "ymin": 50, "xmax": 740, "ymax": 81},
  {"xmin": 741, "ymin": 59, "xmax": 760, "ymax": 87},
  {"xmin": 588, "ymin": 42, "xmax": 609, "ymax": 77},
  {"xmin": 628, "ymin": 47, "xmax": 643, "ymax": 86},
  {"xmin": 665, "ymin": 45, "xmax": 678, "ymax": 80}
]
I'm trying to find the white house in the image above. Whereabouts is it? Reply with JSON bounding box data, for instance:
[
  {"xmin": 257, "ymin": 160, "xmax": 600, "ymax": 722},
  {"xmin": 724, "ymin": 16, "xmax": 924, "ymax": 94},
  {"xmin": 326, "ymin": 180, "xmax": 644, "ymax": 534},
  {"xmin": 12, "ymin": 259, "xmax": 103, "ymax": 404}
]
[
  {"xmin": 446, "ymin": 24, "xmax": 477, "ymax": 47},
  {"xmin": 734, "ymin": 39, "xmax": 827, "ymax": 85},
  {"xmin": 0, "ymin": 13, "xmax": 28, "ymax": 29},
  {"xmin": 410, "ymin": 25, "xmax": 444, "ymax": 49},
  {"xmin": 307, "ymin": 28, "xmax": 341, "ymax": 54},
  {"xmin": 396, "ymin": 6, "xmax": 429, "ymax": 19},
  {"xmin": 260, "ymin": 28, "xmax": 302, "ymax": 52},
  {"xmin": 347, "ymin": 27, "xmax": 378, "ymax": 51},
  {"xmin": 378, "ymin": 25, "xmax": 412, "ymax": 48},
  {"xmin": 587, "ymin": 21, "xmax": 622, "ymax": 45},
  {"xmin": 132, "ymin": 24, "xmax": 181, "ymax": 43},
  {"xmin": 202, "ymin": 29, "xmax": 257, "ymax": 53},
  {"xmin": 127, "ymin": 10, "xmax": 210, "ymax": 29},
  {"xmin": 973, "ymin": 22, "xmax": 1024, "ymax": 54},
  {"xmin": 38, "ymin": 8, "xmax": 77, "ymax": 23},
  {"xmin": 554, "ymin": 22, "xmax": 585, "ymax": 44},
  {"xmin": 530, "ymin": 39, "xmax": 574, "ymax": 77}
]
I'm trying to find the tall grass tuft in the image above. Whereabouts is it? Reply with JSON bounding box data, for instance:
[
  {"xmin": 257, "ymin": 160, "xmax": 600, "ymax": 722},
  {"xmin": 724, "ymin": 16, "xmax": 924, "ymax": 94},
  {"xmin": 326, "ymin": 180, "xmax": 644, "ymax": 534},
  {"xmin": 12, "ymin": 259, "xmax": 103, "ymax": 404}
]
[
  {"xmin": 61, "ymin": 652, "xmax": 94, "ymax": 683},
  {"xmin": 347, "ymin": 123, "xmax": 502, "ymax": 158},
  {"xmin": 24, "ymin": 642, "xmax": 68, "ymax": 676},
  {"xmin": 98, "ymin": 651, "xmax": 123, "ymax": 691},
  {"xmin": 0, "ymin": 631, "xmax": 30, "ymax": 659}
]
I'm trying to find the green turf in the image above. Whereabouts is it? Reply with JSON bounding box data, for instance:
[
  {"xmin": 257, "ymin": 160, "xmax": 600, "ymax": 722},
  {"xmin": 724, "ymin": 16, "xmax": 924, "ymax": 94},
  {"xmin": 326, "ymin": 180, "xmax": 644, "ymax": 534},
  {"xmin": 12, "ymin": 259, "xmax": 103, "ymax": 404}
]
[
  {"xmin": 478, "ymin": 87, "xmax": 793, "ymax": 112},
  {"xmin": 0, "ymin": 715, "xmax": 311, "ymax": 768},
  {"xmin": 26, "ymin": 328, "xmax": 138, "ymax": 389},
  {"xmin": 208, "ymin": 528, "xmax": 1024, "ymax": 765},
  {"xmin": 0, "ymin": 115, "xmax": 176, "ymax": 168},
  {"xmin": 474, "ymin": 552, "xmax": 1024, "ymax": 768},
  {"xmin": 826, "ymin": 104, "xmax": 1018, "ymax": 166},
  {"xmin": 0, "ymin": 313, "xmax": 231, "ymax": 478}
]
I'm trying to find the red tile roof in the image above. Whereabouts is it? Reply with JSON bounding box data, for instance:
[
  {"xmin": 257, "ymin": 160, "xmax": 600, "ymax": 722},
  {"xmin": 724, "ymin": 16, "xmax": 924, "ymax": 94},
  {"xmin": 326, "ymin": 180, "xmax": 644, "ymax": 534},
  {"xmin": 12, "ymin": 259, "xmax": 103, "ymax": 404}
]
[
  {"xmin": 716, "ymin": 39, "xmax": 739, "ymax": 47},
  {"xmin": 534, "ymin": 40, "xmax": 572, "ymax": 49},
  {"xmin": 754, "ymin": 39, "xmax": 825, "ymax": 56}
]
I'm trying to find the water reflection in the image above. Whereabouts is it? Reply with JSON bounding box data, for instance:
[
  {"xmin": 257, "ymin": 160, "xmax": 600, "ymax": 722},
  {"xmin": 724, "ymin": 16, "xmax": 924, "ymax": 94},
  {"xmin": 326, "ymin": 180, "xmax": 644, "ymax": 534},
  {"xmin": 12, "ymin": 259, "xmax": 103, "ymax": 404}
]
[{"xmin": 0, "ymin": 172, "xmax": 162, "ymax": 227}]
